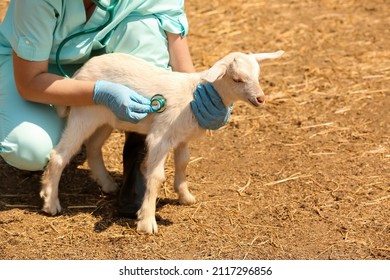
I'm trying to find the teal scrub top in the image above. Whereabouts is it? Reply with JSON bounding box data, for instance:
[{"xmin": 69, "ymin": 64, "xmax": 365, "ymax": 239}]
[{"xmin": 0, "ymin": 0, "xmax": 188, "ymax": 67}]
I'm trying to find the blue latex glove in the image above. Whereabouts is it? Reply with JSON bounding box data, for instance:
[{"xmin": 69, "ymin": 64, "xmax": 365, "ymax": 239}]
[
  {"xmin": 190, "ymin": 83, "xmax": 233, "ymax": 130},
  {"xmin": 93, "ymin": 80, "xmax": 152, "ymax": 123}
]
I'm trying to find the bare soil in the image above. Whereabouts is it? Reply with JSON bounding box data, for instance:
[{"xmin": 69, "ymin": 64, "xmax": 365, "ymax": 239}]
[{"xmin": 0, "ymin": 0, "xmax": 389, "ymax": 260}]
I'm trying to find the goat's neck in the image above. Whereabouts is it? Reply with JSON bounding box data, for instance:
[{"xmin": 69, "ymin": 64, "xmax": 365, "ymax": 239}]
[{"xmin": 211, "ymin": 81, "xmax": 235, "ymax": 108}]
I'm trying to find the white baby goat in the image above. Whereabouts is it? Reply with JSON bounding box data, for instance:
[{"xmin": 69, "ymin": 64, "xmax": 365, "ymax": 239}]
[{"xmin": 40, "ymin": 50, "xmax": 284, "ymax": 234}]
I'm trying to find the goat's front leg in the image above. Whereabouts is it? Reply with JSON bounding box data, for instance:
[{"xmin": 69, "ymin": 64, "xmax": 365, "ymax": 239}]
[
  {"xmin": 174, "ymin": 142, "xmax": 196, "ymax": 205},
  {"xmin": 85, "ymin": 124, "xmax": 118, "ymax": 193},
  {"xmin": 136, "ymin": 137, "xmax": 169, "ymax": 234}
]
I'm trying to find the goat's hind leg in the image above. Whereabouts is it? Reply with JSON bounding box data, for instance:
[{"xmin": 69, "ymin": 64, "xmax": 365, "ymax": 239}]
[
  {"xmin": 40, "ymin": 148, "xmax": 64, "ymax": 215},
  {"xmin": 41, "ymin": 110, "xmax": 104, "ymax": 215},
  {"xmin": 85, "ymin": 124, "xmax": 118, "ymax": 193},
  {"xmin": 174, "ymin": 143, "xmax": 196, "ymax": 205},
  {"xmin": 41, "ymin": 135, "xmax": 83, "ymax": 216}
]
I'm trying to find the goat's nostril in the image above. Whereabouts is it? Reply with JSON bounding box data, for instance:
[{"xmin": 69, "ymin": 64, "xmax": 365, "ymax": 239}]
[{"xmin": 257, "ymin": 96, "xmax": 265, "ymax": 104}]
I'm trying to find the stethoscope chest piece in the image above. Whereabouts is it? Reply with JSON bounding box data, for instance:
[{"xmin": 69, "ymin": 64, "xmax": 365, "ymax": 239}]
[{"xmin": 150, "ymin": 94, "xmax": 167, "ymax": 113}]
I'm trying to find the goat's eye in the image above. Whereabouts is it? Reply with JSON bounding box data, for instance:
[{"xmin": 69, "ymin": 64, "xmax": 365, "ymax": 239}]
[{"xmin": 233, "ymin": 77, "xmax": 244, "ymax": 83}]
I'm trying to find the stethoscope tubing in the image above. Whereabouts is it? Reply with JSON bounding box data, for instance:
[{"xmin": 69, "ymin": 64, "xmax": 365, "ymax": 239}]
[{"xmin": 55, "ymin": 0, "xmax": 119, "ymax": 78}]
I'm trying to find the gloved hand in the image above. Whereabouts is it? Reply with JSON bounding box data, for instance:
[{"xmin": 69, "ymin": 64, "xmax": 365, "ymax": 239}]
[
  {"xmin": 190, "ymin": 83, "xmax": 233, "ymax": 130},
  {"xmin": 93, "ymin": 80, "xmax": 151, "ymax": 123}
]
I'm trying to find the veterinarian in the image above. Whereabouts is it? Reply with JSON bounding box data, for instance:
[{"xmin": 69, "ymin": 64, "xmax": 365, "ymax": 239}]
[{"xmin": 0, "ymin": 0, "xmax": 231, "ymax": 217}]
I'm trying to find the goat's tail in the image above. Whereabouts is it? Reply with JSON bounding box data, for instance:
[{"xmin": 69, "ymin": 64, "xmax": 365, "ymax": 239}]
[{"xmin": 55, "ymin": 106, "xmax": 70, "ymax": 118}]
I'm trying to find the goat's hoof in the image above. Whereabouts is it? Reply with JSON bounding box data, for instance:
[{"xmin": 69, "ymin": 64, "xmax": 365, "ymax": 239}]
[
  {"xmin": 179, "ymin": 192, "xmax": 196, "ymax": 205},
  {"xmin": 137, "ymin": 218, "xmax": 158, "ymax": 234},
  {"xmin": 42, "ymin": 199, "xmax": 62, "ymax": 216},
  {"xmin": 92, "ymin": 173, "xmax": 119, "ymax": 194},
  {"xmin": 101, "ymin": 182, "xmax": 118, "ymax": 194}
]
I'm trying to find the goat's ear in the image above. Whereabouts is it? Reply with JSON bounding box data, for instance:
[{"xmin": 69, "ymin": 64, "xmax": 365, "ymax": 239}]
[
  {"xmin": 200, "ymin": 63, "xmax": 227, "ymax": 83},
  {"xmin": 253, "ymin": 50, "xmax": 284, "ymax": 63}
]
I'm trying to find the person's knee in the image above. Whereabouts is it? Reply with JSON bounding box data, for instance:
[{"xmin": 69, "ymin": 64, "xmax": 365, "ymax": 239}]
[{"xmin": 0, "ymin": 123, "xmax": 58, "ymax": 171}]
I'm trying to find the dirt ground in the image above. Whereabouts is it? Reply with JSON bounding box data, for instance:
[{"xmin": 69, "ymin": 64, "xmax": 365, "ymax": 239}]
[{"xmin": 0, "ymin": 0, "xmax": 389, "ymax": 260}]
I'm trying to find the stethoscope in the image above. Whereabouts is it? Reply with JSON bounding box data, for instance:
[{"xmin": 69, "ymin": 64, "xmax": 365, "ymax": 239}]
[
  {"xmin": 55, "ymin": 0, "xmax": 167, "ymax": 113},
  {"xmin": 55, "ymin": 0, "xmax": 119, "ymax": 78}
]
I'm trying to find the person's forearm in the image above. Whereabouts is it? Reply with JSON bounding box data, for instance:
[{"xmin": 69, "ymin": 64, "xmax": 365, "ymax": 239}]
[
  {"xmin": 13, "ymin": 51, "xmax": 95, "ymax": 106},
  {"xmin": 19, "ymin": 72, "xmax": 95, "ymax": 106}
]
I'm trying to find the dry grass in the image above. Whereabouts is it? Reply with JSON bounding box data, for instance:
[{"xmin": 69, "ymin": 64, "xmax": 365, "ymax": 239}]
[{"xmin": 0, "ymin": 0, "xmax": 389, "ymax": 259}]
